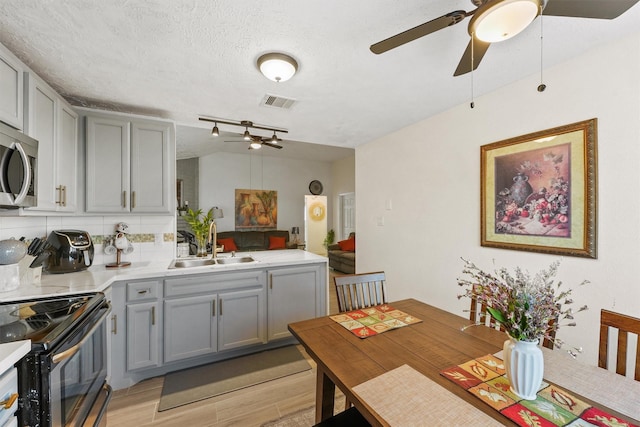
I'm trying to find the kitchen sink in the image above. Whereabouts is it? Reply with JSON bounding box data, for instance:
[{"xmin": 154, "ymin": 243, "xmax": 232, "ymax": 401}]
[
  {"xmin": 168, "ymin": 256, "xmax": 255, "ymax": 268},
  {"xmin": 215, "ymin": 256, "xmax": 255, "ymax": 264},
  {"xmin": 168, "ymin": 258, "xmax": 217, "ymax": 269}
]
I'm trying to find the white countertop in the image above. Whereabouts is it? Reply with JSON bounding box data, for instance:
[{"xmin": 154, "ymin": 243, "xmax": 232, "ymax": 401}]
[
  {"xmin": 0, "ymin": 340, "xmax": 30, "ymax": 373},
  {"xmin": 0, "ymin": 249, "xmax": 328, "ymax": 302}
]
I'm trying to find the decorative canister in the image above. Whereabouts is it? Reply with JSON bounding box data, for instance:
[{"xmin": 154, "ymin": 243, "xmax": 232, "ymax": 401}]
[
  {"xmin": 0, "ymin": 238, "xmax": 28, "ymax": 265},
  {"xmin": 510, "ymin": 172, "xmax": 533, "ymax": 207}
]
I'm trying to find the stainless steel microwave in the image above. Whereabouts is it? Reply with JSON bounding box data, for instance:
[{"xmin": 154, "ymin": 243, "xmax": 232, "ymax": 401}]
[{"xmin": 0, "ymin": 121, "xmax": 37, "ymax": 208}]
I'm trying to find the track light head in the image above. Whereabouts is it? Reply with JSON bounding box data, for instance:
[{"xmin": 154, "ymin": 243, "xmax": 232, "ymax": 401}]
[
  {"xmin": 211, "ymin": 123, "xmax": 219, "ymax": 137},
  {"xmin": 270, "ymin": 132, "xmax": 279, "ymax": 143},
  {"xmin": 243, "ymin": 128, "xmax": 251, "ymax": 141}
]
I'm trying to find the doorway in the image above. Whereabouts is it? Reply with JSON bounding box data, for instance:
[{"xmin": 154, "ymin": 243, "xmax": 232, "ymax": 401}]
[{"xmin": 339, "ymin": 192, "xmax": 355, "ymax": 240}]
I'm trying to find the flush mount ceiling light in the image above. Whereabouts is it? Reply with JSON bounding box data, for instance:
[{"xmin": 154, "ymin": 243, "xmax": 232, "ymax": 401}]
[
  {"xmin": 257, "ymin": 53, "xmax": 298, "ymax": 82},
  {"xmin": 469, "ymin": 0, "xmax": 542, "ymax": 43}
]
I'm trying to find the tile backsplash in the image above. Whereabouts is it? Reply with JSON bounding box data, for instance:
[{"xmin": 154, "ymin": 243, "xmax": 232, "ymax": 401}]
[{"xmin": 0, "ymin": 214, "xmax": 176, "ymax": 266}]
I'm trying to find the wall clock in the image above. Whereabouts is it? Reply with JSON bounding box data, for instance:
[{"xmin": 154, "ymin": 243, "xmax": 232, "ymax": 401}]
[
  {"xmin": 308, "ymin": 202, "xmax": 326, "ymax": 222},
  {"xmin": 309, "ymin": 180, "xmax": 323, "ymax": 195}
]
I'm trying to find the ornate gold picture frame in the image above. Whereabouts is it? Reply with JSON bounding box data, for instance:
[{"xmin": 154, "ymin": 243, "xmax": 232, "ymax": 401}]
[{"xmin": 481, "ymin": 119, "xmax": 597, "ymax": 258}]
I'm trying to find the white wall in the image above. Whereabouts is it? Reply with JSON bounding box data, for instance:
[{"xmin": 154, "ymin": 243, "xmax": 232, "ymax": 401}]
[
  {"xmin": 356, "ymin": 32, "xmax": 640, "ymax": 366},
  {"xmin": 198, "ymin": 151, "xmax": 335, "ymax": 235}
]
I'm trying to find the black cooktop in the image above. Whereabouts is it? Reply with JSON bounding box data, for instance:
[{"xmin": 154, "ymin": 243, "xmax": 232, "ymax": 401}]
[{"xmin": 0, "ymin": 293, "xmax": 103, "ymax": 347}]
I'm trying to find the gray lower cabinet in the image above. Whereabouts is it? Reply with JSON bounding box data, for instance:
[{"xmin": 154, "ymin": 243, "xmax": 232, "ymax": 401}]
[
  {"xmin": 108, "ymin": 262, "xmax": 326, "ymax": 390},
  {"xmin": 267, "ymin": 264, "xmax": 327, "ymax": 340},
  {"xmin": 125, "ymin": 281, "xmax": 161, "ymax": 371},
  {"xmin": 164, "ymin": 271, "xmax": 266, "ymax": 363}
]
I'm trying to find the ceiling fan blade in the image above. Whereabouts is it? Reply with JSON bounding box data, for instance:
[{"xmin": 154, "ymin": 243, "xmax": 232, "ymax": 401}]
[
  {"xmin": 453, "ymin": 38, "xmax": 491, "ymax": 76},
  {"xmin": 370, "ymin": 10, "xmax": 468, "ymax": 54},
  {"xmin": 543, "ymin": 0, "xmax": 639, "ymax": 19},
  {"xmin": 261, "ymin": 142, "xmax": 283, "ymax": 149}
]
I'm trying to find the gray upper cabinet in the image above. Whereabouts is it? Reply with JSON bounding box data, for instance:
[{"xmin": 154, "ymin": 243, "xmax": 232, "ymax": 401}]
[
  {"xmin": 24, "ymin": 74, "xmax": 78, "ymax": 212},
  {"xmin": 0, "ymin": 44, "xmax": 24, "ymax": 130},
  {"xmin": 85, "ymin": 113, "xmax": 174, "ymax": 213}
]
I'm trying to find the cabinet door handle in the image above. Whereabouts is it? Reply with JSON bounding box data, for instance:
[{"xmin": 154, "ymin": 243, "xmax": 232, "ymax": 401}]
[
  {"xmin": 138, "ymin": 289, "xmax": 148, "ymax": 295},
  {"xmin": 111, "ymin": 314, "xmax": 117, "ymax": 335},
  {"xmin": 151, "ymin": 306, "xmax": 156, "ymax": 325},
  {"xmin": 270, "ymin": 274, "xmax": 273, "ymax": 290},
  {"xmin": 56, "ymin": 185, "xmax": 63, "ymax": 205},
  {"xmin": 131, "ymin": 191, "xmax": 136, "ymax": 209},
  {"xmin": 0, "ymin": 393, "xmax": 18, "ymax": 410},
  {"xmin": 62, "ymin": 185, "xmax": 67, "ymax": 207},
  {"xmin": 212, "ymin": 300, "xmax": 216, "ymax": 317},
  {"xmin": 122, "ymin": 191, "xmax": 127, "ymax": 208},
  {"xmin": 219, "ymin": 299, "xmax": 223, "ymax": 316}
]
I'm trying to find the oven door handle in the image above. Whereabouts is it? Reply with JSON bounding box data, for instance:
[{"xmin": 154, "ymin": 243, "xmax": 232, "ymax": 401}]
[{"xmin": 52, "ymin": 305, "xmax": 111, "ymax": 364}]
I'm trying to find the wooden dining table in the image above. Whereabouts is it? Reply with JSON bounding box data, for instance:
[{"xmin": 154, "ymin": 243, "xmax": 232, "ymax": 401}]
[{"xmin": 288, "ymin": 298, "xmax": 640, "ymax": 426}]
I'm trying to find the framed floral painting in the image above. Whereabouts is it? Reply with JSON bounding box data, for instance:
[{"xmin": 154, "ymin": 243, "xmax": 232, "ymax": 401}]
[{"xmin": 481, "ymin": 119, "xmax": 597, "ymax": 258}]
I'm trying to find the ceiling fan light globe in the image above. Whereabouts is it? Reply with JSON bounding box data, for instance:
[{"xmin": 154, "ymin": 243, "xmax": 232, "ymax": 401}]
[
  {"xmin": 250, "ymin": 142, "xmax": 262, "ymax": 149},
  {"xmin": 258, "ymin": 53, "xmax": 298, "ymax": 82},
  {"xmin": 470, "ymin": 0, "xmax": 541, "ymax": 43}
]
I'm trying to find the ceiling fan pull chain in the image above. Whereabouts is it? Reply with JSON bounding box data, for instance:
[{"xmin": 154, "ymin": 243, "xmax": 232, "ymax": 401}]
[
  {"xmin": 470, "ymin": 34, "xmax": 475, "ymax": 109},
  {"xmin": 538, "ymin": 16, "xmax": 546, "ymax": 92}
]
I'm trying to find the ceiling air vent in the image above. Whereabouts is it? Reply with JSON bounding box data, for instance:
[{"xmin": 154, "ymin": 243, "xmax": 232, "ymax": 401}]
[{"xmin": 261, "ymin": 94, "xmax": 297, "ymax": 110}]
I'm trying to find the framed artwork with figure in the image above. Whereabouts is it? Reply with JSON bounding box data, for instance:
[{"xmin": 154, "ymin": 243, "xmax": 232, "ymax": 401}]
[{"xmin": 480, "ymin": 119, "xmax": 597, "ymax": 258}]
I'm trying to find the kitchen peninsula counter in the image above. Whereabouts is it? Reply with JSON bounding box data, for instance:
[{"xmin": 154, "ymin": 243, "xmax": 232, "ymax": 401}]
[{"xmin": 0, "ymin": 249, "xmax": 327, "ymax": 302}]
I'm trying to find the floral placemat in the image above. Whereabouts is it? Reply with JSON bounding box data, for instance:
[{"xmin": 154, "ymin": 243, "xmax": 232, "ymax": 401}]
[
  {"xmin": 441, "ymin": 355, "xmax": 639, "ymax": 427},
  {"xmin": 329, "ymin": 304, "xmax": 422, "ymax": 338}
]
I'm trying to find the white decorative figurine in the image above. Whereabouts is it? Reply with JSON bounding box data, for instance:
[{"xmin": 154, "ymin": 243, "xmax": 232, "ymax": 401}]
[{"xmin": 106, "ymin": 222, "xmax": 133, "ymax": 268}]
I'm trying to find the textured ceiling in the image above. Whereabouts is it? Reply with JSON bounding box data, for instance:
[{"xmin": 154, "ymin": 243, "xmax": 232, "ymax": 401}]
[{"xmin": 0, "ymin": 0, "xmax": 638, "ymax": 159}]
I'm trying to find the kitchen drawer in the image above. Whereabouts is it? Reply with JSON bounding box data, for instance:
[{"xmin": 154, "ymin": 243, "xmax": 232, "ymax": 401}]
[
  {"xmin": 0, "ymin": 368, "xmax": 18, "ymax": 427},
  {"xmin": 126, "ymin": 280, "xmax": 160, "ymax": 302}
]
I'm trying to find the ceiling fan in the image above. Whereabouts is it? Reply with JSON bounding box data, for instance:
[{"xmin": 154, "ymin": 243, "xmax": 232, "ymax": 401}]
[
  {"xmin": 370, "ymin": 0, "xmax": 639, "ymax": 76},
  {"xmin": 199, "ymin": 117, "xmax": 286, "ymax": 150}
]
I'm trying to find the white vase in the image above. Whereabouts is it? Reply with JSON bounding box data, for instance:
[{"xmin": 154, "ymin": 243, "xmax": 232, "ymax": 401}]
[{"xmin": 503, "ymin": 337, "xmax": 544, "ymax": 400}]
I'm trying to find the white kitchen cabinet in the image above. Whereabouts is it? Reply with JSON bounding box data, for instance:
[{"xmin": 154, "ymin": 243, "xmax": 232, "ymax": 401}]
[
  {"xmin": 24, "ymin": 74, "xmax": 78, "ymax": 212},
  {"xmin": 0, "ymin": 44, "xmax": 23, "ymax": 130},
  {"xmin": 85, "ymin": 113, "xmax": 174, "ymax": 213},
  {"xmin": 163, "ymin": 271, "xmax": 266, "ymax": 363},
  {"xmin": 267, "ymin": 264, "xmax": 327, "ymax": 341}
]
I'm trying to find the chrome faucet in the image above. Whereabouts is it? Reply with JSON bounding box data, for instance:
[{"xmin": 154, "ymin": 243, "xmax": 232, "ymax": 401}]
[{"xmin": 208, "ymin": 220, "xmax": 218, "ymax": 259}]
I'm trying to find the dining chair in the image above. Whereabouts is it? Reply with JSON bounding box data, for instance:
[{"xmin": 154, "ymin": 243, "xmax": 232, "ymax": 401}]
[
  {"xmin": 334, "ymin": 271, "xmax": 387, "ymax": 313},
  {"xmin": 468, "ymin": 287, "xmax": 556, "ymax": 350},
  {"xmin": 312, "ymin": 406, "xmax": 370, "ymax": 427},
  {"xmin": 598, "ymin": 309, "xmax": 640, "ymax": 381}
]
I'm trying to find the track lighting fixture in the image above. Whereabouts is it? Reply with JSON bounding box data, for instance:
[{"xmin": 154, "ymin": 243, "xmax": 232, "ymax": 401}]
[
  {"xmin": 243, "ymin": 128, "xmax": 251, "ymax": 141},
  {"xmin": 211, "ymin": 122, "xmax": 219, "ymax": 137},
  {"xmin": 270, "ymin": 132, "xmax": 279, "ymax": 144},
  {"xmin": 198, "ymin": 117, "xmax": 288, "ymax": 150}
]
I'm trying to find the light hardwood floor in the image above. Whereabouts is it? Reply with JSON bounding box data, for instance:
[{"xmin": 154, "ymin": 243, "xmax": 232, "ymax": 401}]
[{"xmin": 106, "ymin": 269, "xmax": 345, "ymax": 426}]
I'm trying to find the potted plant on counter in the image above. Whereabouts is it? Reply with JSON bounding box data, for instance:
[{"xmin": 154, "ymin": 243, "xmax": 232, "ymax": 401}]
[{"xmin": 184, "ymin": 207, "xmax": 213, "ymax": 257}]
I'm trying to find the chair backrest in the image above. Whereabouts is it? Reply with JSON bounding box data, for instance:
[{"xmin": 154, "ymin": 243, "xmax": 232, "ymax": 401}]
[
  {"xmin": 334, "ymin": 272, "xmax": 387, "ymax": 312},
  {"xmin": 599, "ymin": 309, "xmax": 640, "ymax": 381},
  {"xmin": 468, "ymin": 285, "xmax": 556, "ymax": 350}
]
